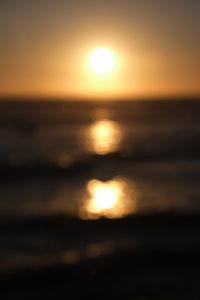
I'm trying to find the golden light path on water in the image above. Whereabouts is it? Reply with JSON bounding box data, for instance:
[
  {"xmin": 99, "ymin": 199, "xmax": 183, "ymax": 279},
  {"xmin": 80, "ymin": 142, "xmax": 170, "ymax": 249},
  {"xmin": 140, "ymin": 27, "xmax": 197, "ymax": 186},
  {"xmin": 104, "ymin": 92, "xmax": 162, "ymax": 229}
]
[
  {"xmin": 80, "ymin": 177, "xmax": 137, "ymax": 219},
  {"xmin": 87, "ymin": 119, "xmax": 122, "ymax": 155}
]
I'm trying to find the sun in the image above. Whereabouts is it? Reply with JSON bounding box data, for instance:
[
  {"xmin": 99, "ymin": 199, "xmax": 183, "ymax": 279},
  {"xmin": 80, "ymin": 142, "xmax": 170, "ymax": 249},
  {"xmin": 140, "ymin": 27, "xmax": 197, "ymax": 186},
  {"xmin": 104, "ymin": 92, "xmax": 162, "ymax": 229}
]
[{"xmin": 89, "ymin": 48, "xmax": 115, "ymax": 74}]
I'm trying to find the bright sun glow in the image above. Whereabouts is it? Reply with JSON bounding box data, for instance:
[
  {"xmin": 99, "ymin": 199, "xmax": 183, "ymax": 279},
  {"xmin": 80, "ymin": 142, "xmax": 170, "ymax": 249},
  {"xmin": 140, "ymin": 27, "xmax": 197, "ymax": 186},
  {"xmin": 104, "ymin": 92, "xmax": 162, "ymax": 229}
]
[
  {"xmin": 90, "ymin": 48, "xmax": 115, "ymax": 74},
  {"xmin": 90, "ymin": 181, "xmax": 119, "ymax": 210},
  {"xmin": 80, "ymin": 177, "xmax": 138, "ymax": 219},
  {"xmin": 87, "ymin": 180, "xmax": 121, "ymax": 212},
  {"xmin": 88, "ymin": 119, "xmax": 122, "ymax": 155}
]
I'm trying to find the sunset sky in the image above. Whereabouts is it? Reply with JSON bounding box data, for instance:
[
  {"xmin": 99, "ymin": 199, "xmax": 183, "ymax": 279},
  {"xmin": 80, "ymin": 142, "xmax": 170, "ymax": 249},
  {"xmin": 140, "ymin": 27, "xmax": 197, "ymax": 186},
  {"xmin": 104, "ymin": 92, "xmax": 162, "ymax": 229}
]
[{"xmin": 0, "ymin": 0, "xmax": 199, "ymax": 99}]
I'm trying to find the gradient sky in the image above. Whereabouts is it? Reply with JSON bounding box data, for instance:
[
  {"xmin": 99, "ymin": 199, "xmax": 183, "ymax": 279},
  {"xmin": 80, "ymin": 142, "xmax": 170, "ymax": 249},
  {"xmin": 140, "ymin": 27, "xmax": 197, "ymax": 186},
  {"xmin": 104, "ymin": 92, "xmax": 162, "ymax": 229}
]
[{"xmin": 0, "ymin": 0, "xmax": 199, "ymax": 99}]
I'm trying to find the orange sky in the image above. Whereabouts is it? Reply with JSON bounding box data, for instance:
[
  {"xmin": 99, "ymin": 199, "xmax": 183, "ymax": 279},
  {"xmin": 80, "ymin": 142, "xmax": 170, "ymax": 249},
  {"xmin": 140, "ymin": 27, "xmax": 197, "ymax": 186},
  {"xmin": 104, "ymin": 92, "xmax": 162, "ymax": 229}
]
[{"xmin": 0, "ymin": 0, "xmax": 199, "ymax": 99}]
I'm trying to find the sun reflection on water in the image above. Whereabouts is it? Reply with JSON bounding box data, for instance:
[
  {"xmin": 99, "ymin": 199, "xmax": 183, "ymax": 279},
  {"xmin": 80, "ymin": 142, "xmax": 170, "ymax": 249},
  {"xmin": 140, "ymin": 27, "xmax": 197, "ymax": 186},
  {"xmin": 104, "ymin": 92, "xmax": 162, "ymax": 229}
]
[
  {"xmin": 87, "ymin": 119, "xmax": 122, "ymax": 155},
  {"xmin": 80, "ymin": 177, "xmax": 137, "ymax": 219}
]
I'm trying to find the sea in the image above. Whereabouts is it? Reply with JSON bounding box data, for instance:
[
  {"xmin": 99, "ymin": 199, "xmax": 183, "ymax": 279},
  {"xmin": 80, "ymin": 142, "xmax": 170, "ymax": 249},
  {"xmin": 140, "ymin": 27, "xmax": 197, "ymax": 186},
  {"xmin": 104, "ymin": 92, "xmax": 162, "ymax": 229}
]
[{"xmin": 0, "ymin": 98, "xmax": 200, "ymax": 299}]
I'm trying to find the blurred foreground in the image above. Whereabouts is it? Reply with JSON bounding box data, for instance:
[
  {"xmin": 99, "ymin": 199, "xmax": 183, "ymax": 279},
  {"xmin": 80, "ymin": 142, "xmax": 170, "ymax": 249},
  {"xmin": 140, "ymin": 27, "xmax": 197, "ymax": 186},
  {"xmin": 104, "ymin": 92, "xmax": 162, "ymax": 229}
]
[{"xmin": 0, "ymin": 98, "xmax": 200, "ymax": 299}]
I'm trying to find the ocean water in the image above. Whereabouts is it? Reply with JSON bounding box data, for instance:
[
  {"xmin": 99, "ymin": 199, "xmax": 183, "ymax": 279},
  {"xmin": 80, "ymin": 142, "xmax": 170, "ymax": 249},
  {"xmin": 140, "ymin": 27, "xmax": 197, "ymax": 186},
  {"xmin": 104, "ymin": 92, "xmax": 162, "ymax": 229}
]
[
  {"xmin": 0, "ymin": 99, "xmax": 199, "ymax": 219},
  {"xmin": 1, "ymin": 99, "xmax": 200, "ymax": 299}
]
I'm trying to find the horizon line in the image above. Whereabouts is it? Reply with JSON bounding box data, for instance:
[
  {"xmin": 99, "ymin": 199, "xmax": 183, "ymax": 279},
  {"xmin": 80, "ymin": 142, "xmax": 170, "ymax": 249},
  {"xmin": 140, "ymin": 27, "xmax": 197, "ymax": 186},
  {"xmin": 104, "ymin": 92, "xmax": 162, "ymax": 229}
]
[{"xmin": 0, "ymin": 93, "xmax": 200, "ymax": 102}]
